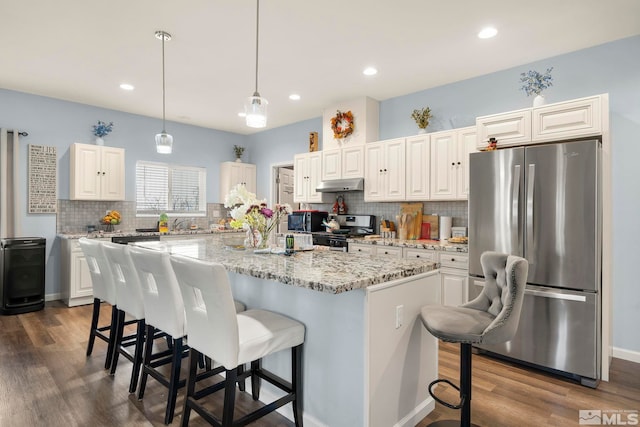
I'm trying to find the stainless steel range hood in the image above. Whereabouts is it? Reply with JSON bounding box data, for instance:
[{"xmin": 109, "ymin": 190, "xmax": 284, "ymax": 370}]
[{"xmin": 316, "ymin": 178, "xmax": 364, "ymax": 193}]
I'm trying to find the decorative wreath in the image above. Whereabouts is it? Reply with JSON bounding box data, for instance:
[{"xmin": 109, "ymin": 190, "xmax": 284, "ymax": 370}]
[{"xmin": 330, "ymin": 110, "xmax": 355, "ymax": 139}]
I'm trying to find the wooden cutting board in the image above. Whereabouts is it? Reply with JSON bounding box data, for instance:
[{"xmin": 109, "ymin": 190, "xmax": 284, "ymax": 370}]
[
  {"xmin": 400, "ymin": 203, "xmax": 422, "ymax": 240},
  {"xmin": 423, "ymin": 214, "xmax": 439, "ymax": 240}
]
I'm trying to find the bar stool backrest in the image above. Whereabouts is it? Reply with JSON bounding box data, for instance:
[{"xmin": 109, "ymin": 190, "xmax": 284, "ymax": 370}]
[
  {"xmin": 102, "ymin": 242, "xmax": 145, "ymax": 320},
  {"xmin": 170, "ymin": 254, "xmax": 240, "ymax": 370},
  {"xmin": 78, "ymin": 237, "xmax": 116, "ymax": 305},
  {"xmin": 129, "ymin": 246, "xmax": 186, "ymax": 339}
]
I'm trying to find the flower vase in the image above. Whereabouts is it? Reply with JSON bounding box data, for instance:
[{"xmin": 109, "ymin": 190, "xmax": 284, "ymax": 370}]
[
  {"xmin": 533, "ymin": 94, "xmax": 546, "ymax": 107},
  {"xmin": 235, "ymin": 158, "xmax": 242, "ymax": 163},
  {"xmin": 417, "ymin": 128, "xmax": 427, "ymax": 134},
  {"xmin": 245, "ymin": 227, "xmax": 269, "ymax": 250},
  {"xmin": 95, "ymin": 137, "xmax": 104, "ymax": 146}
]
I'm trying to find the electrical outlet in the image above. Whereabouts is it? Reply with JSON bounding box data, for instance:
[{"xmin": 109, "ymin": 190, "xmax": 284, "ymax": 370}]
[{"xmin": 395, "ymin": 305, "xmax": 404, "ymax": 329}]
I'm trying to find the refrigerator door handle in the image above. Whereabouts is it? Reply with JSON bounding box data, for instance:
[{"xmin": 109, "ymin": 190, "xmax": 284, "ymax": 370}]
[
  {"xmin": 512, "ymin": 164, "xmax": 521, "ymax": 254},
  {"xmin": 526, "ymin": 164, "xmax": 535, "ymax": 265},
  {"xmin": 525, "ymin": 287, "xmax": 587, "ymax": 302}
]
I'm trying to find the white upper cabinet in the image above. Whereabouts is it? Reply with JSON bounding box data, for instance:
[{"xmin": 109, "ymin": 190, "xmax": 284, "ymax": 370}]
[
  {"xmin": 321, "ymin": 146, "xmax": 365, "ymax": 180},
  {"xmin": 476, "ymin": 94, "xmax": 606, "ymax": 149},
  {"xmin": 476, "ymin": 109, "xmax": 532, "ymax": 149},
  {"xmin": 532, "ymin": 95, "xmax": 603, "ymax": 142},
  {"xmin": 430, "ymin": 127, "xmax": 476, "ymax": 200},
  {"xmin": 294, "ymin": 152, "xmax": 329, "ymax": 203},
  {"xmin": 70, "ymin": 143, "xmax": 125, "ymax": 201},
  {"xmin": 364, "ymin": 138, "xmax": 406, "ymax": 202},
  {"xmin": 220, "ymin": 161, "xmax": 256, "ymax": 201},
  {"xmin": 405, "ymin": 134, "xmax": 430, "ymax": 201}
]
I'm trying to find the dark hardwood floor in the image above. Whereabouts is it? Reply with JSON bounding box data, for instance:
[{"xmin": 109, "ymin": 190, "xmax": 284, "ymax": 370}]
[{"xmin": 1, "ymin": 301, "xmax": 638, "ymax": 426}]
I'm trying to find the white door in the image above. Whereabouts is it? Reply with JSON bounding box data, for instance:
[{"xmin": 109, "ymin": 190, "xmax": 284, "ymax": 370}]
[
  {"xmin": 278, "ymin": 167, "xmax": 295, "ymax": 233},
  {"xmin": 405, "ymin": 135, "xmax": 430, "ymax": 200},
  {"xmin": 293, "ymin": 154, "xmax": 307, "ymax": 203},
  {"xmin": 364, "ymin": 142, "xmax": 384, "ymax": 201},
  {"xmin": 342, "ymin": 146, "xmax": 365, "ymax": 178},
  {"xmin": 100, "ymin": 146, "xmax": 125, "ymax": 200},
  {"xmin": 322, "ymin": 149, "xmax": 342, "ymax": 181}
]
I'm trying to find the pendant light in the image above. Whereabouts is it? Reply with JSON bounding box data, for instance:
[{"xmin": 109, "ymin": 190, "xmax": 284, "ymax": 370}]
[
  {"xmin": 244, "ymin": 0, "xmax": 268, "ymax": 128},
  {"xmin": 155, "ymin": 30, "xmax": 173, "ymax": 154}
]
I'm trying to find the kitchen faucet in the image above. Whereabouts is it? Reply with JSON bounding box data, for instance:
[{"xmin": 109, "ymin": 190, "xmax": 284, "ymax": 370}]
[{"xmin": 172, "ymin": 219, "xmax": 188, "ymax": 231}]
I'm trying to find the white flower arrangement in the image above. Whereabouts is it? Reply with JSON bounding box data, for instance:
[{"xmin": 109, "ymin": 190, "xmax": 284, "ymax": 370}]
[
  {"xmin": 520, "ymin": 67, "xmax": 554, "ymax": 96},
  {"xmin": 224, "ymin": 184, "xmax": 291, "ymax": 248}
]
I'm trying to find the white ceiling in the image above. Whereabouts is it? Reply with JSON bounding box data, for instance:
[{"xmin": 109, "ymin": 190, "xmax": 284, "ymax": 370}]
[{"xmin": 2, "ymin": 0, "xmax": 639, "ymax": 135}]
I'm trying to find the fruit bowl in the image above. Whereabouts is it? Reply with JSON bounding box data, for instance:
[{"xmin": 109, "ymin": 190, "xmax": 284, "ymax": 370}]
[{"xmin": 101, "ymin": 210, "xmax": 121, "ymax": 231}]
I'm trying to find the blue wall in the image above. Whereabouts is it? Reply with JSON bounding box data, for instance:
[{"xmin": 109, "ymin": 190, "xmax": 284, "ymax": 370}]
[{"xmin": 1, "ymin": 35, "xmax": 638, "ymax": 354}]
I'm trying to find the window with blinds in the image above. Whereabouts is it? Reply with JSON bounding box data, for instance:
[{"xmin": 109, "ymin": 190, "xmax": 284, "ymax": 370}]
[{"xmin": 136, "ymin": 161, "xmax": 206, "ymax": 216}]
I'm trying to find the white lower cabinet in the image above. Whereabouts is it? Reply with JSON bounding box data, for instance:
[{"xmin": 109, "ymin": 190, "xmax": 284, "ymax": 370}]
[
  {"xmin": 61, "ymin": 238, "xmax": 108, "ymax": 307},
  {"xmin": 439, "ymin": 252, "xmax": 469, "ymax": 306}
]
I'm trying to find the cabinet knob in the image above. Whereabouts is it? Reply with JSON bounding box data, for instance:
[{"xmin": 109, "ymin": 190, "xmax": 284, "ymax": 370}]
[
  {"xmin": 416, "ymin": 255, "xmax": 420, "ymax": 258},
  {"xmin": 97, "ymin": 171, "xmax": 100, "ymax": 175},
  {"xmin": 451, "ymin": 258, "xmax": 455, "ymax": 261},
  {"xmin": 451, "ymin": 162, "xmax": 455, "ymax": 166},
  {"xmin": 379, "ymin": 169, "xmax": 383, "ymax": 173},
  {"xmin": 457, "ymin": 161, "xmax": 461, "ymax": 165},
  {"xmin": 103, "ymin": 172, "xmax": 106, "ymax": 175},
  {"xmin": 384, "ymin": 168, "xmax": 387, "ymax": 172},
  {"xmin": 384, "ymin": 251, "xmax": 388, "ymax": 254}
]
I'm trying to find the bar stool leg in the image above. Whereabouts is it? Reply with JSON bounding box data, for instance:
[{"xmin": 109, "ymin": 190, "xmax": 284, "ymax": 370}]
[
  {"xmin": 86, "ymin": 298, "xmax": 101, "ymax": 356},
  {"xmin": 129, "ymin": 319, "xmax": 145, "ymax": 393},
  {"xmin": 104, "ymin": 305, "xmax": 118, "ymax": 370},
  {"xmin": 165, "ymin": 337, "xmax": 184, "ymax": 424},
  {"xmin": 222, "ymin": 368, "xmax": 238, "ymax": 427},
  {"xmin": 292, "ymin": 345, "xmax": 304, "ymax": 427},
  {"xmin": 138, "ymin": 324, "xmax": 155, "ymax": 400}
]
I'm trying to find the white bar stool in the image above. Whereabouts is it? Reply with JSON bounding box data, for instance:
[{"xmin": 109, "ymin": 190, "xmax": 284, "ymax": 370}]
[
  {"xmin": 78, "ymin": 237, "xmax": 118, "ymax": 370},
  {"xmin": 170, "ymin": 254, "xmax": 305, "ymax": 427}
]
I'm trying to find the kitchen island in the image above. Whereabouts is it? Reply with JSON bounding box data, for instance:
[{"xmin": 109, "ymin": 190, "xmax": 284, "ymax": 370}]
[{"xmin": 136, "ymin": 236, "xmax": 441, "ymax": 427}]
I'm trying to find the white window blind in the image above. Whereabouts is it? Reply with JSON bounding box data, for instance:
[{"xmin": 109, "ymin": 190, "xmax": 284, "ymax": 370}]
[{"xmin": 136, "ymin": 161, "xmax": 206, "ymax": 216}]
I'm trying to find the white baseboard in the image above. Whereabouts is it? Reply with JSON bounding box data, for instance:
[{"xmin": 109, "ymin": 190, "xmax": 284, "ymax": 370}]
[
  {"xmin": 45, "ymin": 293, "xmax": 61, "ymax": 302},
  {"xmin": 613, "ymin": 346, "xmax": 640, "ymax": 364},
  {"xmin": 393, "ymin": 397, "xmax": 436, "ymax": 427}
]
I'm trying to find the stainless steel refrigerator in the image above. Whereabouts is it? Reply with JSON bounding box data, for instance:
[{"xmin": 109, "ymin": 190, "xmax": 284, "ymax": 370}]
[{"xmin": 468, "ymin": 139, "xmax": 601, "ymax": 387}]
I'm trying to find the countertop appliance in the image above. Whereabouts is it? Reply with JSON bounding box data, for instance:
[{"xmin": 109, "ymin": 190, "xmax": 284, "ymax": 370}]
[
  {"xmin": 468, "ymin": 139, "xmax": 601, "ymax": 387},
  {"xmin": 287, "ymin": 210, "xmax": 328, "ymax": 233},
  {"xmin": 111, "ymin": 234, "xmax": 161, "ymax": 245},
  {"xmin": 311, "ymin": 214, "xmax": 375, "ymax": 251},
  {"xmin": 0, "ymin": 237, "xmax": 46, "ymax": 315}
]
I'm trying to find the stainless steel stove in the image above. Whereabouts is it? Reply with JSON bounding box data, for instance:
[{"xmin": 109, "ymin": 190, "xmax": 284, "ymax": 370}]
[{"xmin": 311, "ymin": 214, "xmax": 375, "ymax": 251}]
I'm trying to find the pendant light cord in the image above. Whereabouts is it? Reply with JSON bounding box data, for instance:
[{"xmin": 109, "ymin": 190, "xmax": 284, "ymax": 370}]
[
  {"xmin": 161, "ymin": 32, "xmax": 167, "ymax": 132},
  {"xmin": 254, "ymin": 0, "xmax": 260, "ymax": 95}
]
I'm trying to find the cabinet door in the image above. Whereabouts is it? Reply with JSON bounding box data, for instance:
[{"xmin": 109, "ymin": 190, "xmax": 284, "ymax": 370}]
[
  {"xmin": 364, "ymin": 143, "xmax": 385, "ymax": 201},
  {"xmin": 342, "ymin": 146, "xmax": 365, "ymax": 179},
  {"xmin": 403, "ymin": 248, "xmax": 437, "ymax": 262},
  {"xmin": 385, "ymin": 139, "xmax": 406, "ymax": 201},
  {"xmin": 405, "ymin": 135, "xmax": 430, "ymax": 200},
  {"xmin": 70, "ymin": 144, "xmax": 101, "ymax": 200},
  {"xmin": 476, "ymin": 109, "xmax": 532, "ymax": 149},
  {"xmin": 430, "ymin": 131, "xmax": 457, "ymax": 200},
  {"xmin": 322, "ymin": 149, "xmax": 342, "ymax": 181},
  {"xmin": 242, "ymin": 163, "xmax": 257, "ymax": 194},
  {"xmin": 441, "ymin": 272, "xmax": 467, "ymax": 306},
  {"xmin": 293, "ymin": 155, "xmax": 308, "ymax": 203},
  {"xmin": 71, "ymin": 250, "xmax": 93, "ymax": 299},
  {"xmin": 456, "ymin": 128, "xmax": 477, "ymax": 199},
  {"xmin": 376, "ymin": 246, "xmax": 403, "ymax": 258},
  {"xmin": 306, "ymin": 152, "xmax": 325, "ymax": 203},
  {"xmin": 100, "ymin": 147, "xmax": 125, "ymax": 200},
  {"xmin": 532, "ymin": 95, "xmax": 602, "ymax": 142}
]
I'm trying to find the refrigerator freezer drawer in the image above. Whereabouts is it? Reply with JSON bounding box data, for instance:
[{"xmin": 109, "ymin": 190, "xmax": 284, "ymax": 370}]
[{"xmin": 469, "ymin": 279, "xmax": 599, "ymax": 381}]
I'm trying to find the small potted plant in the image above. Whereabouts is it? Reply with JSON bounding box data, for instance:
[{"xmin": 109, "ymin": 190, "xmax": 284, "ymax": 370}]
[
  {"xmin": 233, "ymin": 145, "xmax": 245, "ymax": 162},
  {"xmin": 411, "ymin": 107, "xmax": 432, "ymax": 134},
  {"xmin": 520, "ymin": 67, "xmax": 554, "ymax": 106},
  {"xmin": 92, "ymin": 121, "xmax": 114, "ymax": 145}
]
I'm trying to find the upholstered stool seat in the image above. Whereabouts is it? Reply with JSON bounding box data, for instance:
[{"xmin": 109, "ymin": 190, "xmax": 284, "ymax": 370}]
[{"xmin": 420, "ymin": 251, "xmax": 528, "ymax": 427}]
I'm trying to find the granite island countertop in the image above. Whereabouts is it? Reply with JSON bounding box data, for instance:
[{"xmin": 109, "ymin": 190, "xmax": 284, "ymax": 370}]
[
  {"xmin": 134, "ymin": 235, "xmax": 439, "ymax": 294},
  {"xmin": 347, "ymin": 237, "xmax": 469, "ymax": 253}
]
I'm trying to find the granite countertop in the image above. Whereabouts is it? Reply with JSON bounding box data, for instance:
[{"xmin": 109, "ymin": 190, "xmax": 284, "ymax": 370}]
[
  {"xmin": 57, "ymin": 229, "xmax": 242, "ymax": 240},
  {"xmin": 134, "ymin": 236, "xmax": 439, "ymax": 294},
  {"xmin": 347, "ymin": 237, "xmax": 469, "ymax": 253}
]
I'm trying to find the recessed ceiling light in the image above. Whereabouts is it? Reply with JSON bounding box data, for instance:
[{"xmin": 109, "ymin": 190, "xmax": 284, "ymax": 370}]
[
  {"xmin": 289, "ymin": 94, "xmax": 301, "ymax": 101},
  {"xmin": 478, "ymin": 27, "xmax": 498, "ymax": 39},
  {"xmin": 119, "ymin": 83, "xmax": 135, "ymax": 91},
  {"xmin": 238, "ymin": 112, "xmax": 246, "ymax": 117},
  {"xmin": 363, "ymin": 67, "xmax": 378, "ymax": 76}
]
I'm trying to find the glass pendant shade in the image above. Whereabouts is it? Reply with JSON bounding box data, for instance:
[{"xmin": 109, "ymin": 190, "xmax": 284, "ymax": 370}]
[
  {"xmin": 245, "ymin": 93, "xmax": 268, "ymax": 128},
  {"xmin": 155, "ymin": 131, "xmax": 173, "ymax": 154}
]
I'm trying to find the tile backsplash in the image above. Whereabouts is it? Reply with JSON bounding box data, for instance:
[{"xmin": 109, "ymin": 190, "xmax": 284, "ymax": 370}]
[
  {"xmin": 57, "ymin": 193, "xmax": 467, "ymax": 235},
  {"xmin": 56, "ymin": 200, "xmax": 228, "ymax": 233},
  {"xmin": 310, "ymin": 192, "xmax": 468, "ymax": 233}
]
